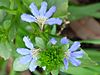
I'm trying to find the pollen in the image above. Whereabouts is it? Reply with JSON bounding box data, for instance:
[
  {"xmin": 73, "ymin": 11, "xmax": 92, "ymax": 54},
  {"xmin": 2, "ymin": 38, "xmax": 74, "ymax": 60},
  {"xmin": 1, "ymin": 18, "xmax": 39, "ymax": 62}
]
[
  {"xmin": 31, "ymin": 49, "xmax": 40, "ymax": 57},
  {"xmin": 65, "ymin": 50, "xmax": 70, "ymax": 58},
  {"xmin": 36, "ymin": 16, "xmax": 47, "ymax": 25}
]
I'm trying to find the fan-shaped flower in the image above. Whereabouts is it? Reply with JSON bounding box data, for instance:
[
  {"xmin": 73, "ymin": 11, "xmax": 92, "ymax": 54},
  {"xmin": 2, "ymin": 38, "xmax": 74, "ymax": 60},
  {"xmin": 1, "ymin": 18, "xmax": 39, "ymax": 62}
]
[
  {"xmin": 16, "ymin": 36, "xmax": 40, "ymax": 71},
  {"xmin": 21, "ymin": 1, "xmax": 62, "ymax": 30},
  {"xmin": 63, "ymin": 42, "xmax": 84, "ymax": 70}
]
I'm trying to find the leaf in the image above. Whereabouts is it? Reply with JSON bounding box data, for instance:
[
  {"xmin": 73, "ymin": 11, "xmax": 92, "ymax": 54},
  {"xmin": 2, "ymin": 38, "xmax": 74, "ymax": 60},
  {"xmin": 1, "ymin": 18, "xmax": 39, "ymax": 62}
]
[
  {"xmin": 13, "ymin": 57, "xmax": 29, "ymax": 71},
  {"xmin": 51, "ymin": 25, "xmax": 56, "ymax": 35},
  {"xmin": 51, "ymin": 70, "xmax": 59, "ymax": 75},
  {"xmin": 62, "ymin": 44, "xmax": 69, "ymax": 51},
  {"xmin": 80, "ymin": 39, "xmax": 100, "ymax": 44},
  {"xmin": 67, "ymin": 67, "xmax": 99, "ymax": 75},
  {"xmin": 85, "ymin": 49, "xmax": 100, "ymax": 63},
  {"xmin": 68, "ymin": 3, "xmax": 100, "ymax": 20},
  {"xmin": 22, "ymin": 0, "xmax": 42, "ymax": 8},
  {"xmin": 8, "ymin": 24, "xmax": 16, "ymax": 43},
  {"xmin": 80, "ymin": 50, "xmax": 97, "ymax": 67},
  {"xmin": 0, "ymin": 10, "xmax": 6, "ymax": 22},
  {"xmin": 0, "ymin": 0, "xmax": 9, "ymax": 7},
  {"xmin": 0, "ymin": 6, "xmax": 17, "ymax": 15},
  {"xmin": 0, "ymin": 42, "xmax": 12, "ymax": 60},
  {"xmin": 35, "ymin": 37, "xmax": 45, "ymax": 49},
  {"xmin": 44, "ymin": 0, "xmax": 69, "ymax": 18},
  {"xmin": 3, "ymin": 20, "xmax": 11, "ymax": 30}
]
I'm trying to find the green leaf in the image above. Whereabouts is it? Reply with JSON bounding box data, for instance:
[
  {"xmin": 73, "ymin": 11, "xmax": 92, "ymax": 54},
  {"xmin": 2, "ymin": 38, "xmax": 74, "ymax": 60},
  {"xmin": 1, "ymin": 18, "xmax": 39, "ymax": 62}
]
[
  {"xmin": 67, "ymin": 67, "xmax": 100, "ymax": 75},
  {"xmin": 13, "ymin": 57, "xmax": 29, "ymax": 71},
  {"xmin": 51, "ymin": 25, "xmax": 56, "ymax": 35},
  {"xmin": 62, "ymin": 44, "xmax": 69, "ymax": 51},
  {"xmin": 0, "ymin": 0, "xmax": 9, "ymax": 7},
  {"xmin": 51, "ymin": 70, "xmax": 59, "ymax": 75},
  {"xmin": 80, "ymin": 39, "xmax": 100, "ymax": 44},
  {"xmin": 8, "ymin": 24, "xmax": 16, "ymax": 42},
  {"xmin": 22, "ymin": 0, "xmax": 42, "ymax": 8},
  {"xmin": 44, "ymin": 0, "xmax": 69, "ymax": 18},
  {"xmin": 0, "ymin": 10, "xmax": 6, "ymax": 22},
  {"xmin": 68, "ymin": 3, "xmax": 100, "ymax": 20},
  {"xmin": 0, "ymin": 42, "xmax": 12, "ymax": 60},
  {"xmin": 35, "ymin": 37, "xmax": 45, "ymax": 49},
  {"xmin": 85, "ymin": 49, "xmax": 100, "ymax": 63},
  {"xmin": 0, "ymin": 6, "xmax": 17, "ymax": 15},
  {"xmin": 80, "ymin": 50, "xmax": 97, "ymax": 67},
  {"xmin": 3, "ymin": 20, "xmax": 11, "ymax": 30}
]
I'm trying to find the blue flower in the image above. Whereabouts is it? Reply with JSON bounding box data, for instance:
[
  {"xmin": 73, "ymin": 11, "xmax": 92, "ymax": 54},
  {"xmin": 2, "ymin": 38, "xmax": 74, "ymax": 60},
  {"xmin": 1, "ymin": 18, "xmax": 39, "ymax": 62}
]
[
  {"xmin": 21, "ymin": 1, "xmax": 62, "ymax": 30},
  {"xmin": 63, "ymin": 42, "xmax": 84, "ymax": 70},
  {"xmin": 16, "ymin": 36, "xmax": 39, "ymax": 71},
  {"xmin": 50, "ymin": 37, "xmax": 69, "ymax": 45}
]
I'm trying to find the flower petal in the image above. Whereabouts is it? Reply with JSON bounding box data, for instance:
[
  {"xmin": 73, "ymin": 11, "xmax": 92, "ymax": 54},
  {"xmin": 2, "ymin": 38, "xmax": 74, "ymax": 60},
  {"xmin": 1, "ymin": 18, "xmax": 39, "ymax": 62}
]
[
  {"xmin": 29, "ymin": 59, "xmax": 37, "ymax": 72},
  {"xmin": 45, "ymin": 6, "xmax": 56, "ymax": 18},
  {"xmin": 64, "ymin": 58, "xmax": 69, "ymax": 70},
  {"xmin": 39, "ymin": 1, "xmax": 47, "ymax": 16},
  {"xmin": 71, "ymin": 51, "xmax": 84, "ymax": 58},
  {"xmin": 19, "ymin": 55, "xmax": 32, "ymax": 64},
  {"xmin": 29, "ymin": 2, "xmax": 39, "ymax": 17},
  {"xmin": 16, "ymin": 48, "xmax": 30, "ymax": 55},
  {"xmin": 46, "ymin": 18, "xmax": 62, "ymax": 25},
  {"xmin": 23, "ymin": 36, "xmax": 34, "ymax": 49},
  {"xmin": 21, "ymin": 14, "xmax": 36, "ymax": 22},
  {"xmin": 50, "ymin": 38, "xmax": 57, "ymax": 45},
  {"xmin": 69, "ymin": 42, "xmax": 81, "ymax": 51},
  {"xmin": 69, "ymin": 57, "xmax": 81, "ymax": 66},
  {"xmin": 60, "ymin": 37, "xmax": 69, "ymax": 44}
]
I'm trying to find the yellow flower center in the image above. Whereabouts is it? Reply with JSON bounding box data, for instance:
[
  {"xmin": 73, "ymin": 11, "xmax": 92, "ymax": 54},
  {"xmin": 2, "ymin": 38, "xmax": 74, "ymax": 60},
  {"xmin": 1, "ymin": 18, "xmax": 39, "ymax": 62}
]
[
  {"xmin": 65, "ymin": 50, "xmax": 70, "ymax": 58},
  {"xmin": 31, "ymin": 49, "xmax": 40, "ymax": 57},
  {"xmin": 37, "ymin": 16, "xmax": 47, "ymax": 25}
]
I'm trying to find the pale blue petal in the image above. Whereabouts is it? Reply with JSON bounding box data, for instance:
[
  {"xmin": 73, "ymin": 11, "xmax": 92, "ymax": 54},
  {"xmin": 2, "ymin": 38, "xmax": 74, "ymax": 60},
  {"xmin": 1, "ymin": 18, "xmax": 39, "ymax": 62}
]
[
  {"xmin": 23, "ymin": 36, "xmax": 34, "ymax": 49},
  {"xmin": 29, "ymin": 59, "xmax": 37, "ymax": 72},
  {"xmin": 64, "ymin": 58, "xmax": 69, "ymax": 70},
  {"xmin": 69, "ymin": 57, "xmax": 81, "ymax": 66},
  {"xmin": 45, "ymin": 18, "xmax": 62, "ymax": 25},
  {"xmin": 69, "ymin": 42, "xmax": 81, "ymax": 52},
  {"xmin": 39, "ymin": 1, "xmax": 47, "ymax": 16},
  {"xmin": 45, "ymin": 6, "xmax": 56, "ymax": 18},
  {"xmin": 21, "ymin": 14, "xmax": 36, "ymax": 22},
  {"xmin": 29, "ymin": 2, "xmax": 39, "ymax": 17},
  {"xmin": 19, "ymin": 55, "xmax": 32, "ymax": 64},
  {"xmin": 16, "ymin": 48, "xmax": 30, "ymax": 55},
  {"xmin": 50, "ymin": 38, "xmax": 57, "ymax": 45},
  {"xmin": 70, "ymin": 51, "xmax": 84, "ymax": 58},
  {"xmin": 60, "ymin": 37, "xmax": 69, "ymax": 44}
]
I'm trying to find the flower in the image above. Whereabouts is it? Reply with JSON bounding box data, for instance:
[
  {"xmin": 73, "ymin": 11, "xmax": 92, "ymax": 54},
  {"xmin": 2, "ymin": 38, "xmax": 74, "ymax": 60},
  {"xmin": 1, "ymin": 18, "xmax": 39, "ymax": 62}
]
[
  {"xmin": 16, "ymin": 36, "xmax": 39, "ymax": 71},
  {"xmin": 21, "ymin": 1, "xmax": 62, "ymax": 30},
  {"xmin": 63, "ymin": 42, "xmax": 84, "ymax": 70},
  {"xmin": 50, "ymin": 38, "xmax": 57, "ymax": 45},
  {"xmin": 50, "ymin": 37, "xmax": 69, "ymax": 45}
]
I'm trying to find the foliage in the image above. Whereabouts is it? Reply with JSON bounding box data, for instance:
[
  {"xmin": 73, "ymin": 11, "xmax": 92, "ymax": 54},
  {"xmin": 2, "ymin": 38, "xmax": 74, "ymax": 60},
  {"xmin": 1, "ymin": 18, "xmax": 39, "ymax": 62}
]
[{"xmin": 0, "ymin": 0, "xmax": 100, "ymax": 75}]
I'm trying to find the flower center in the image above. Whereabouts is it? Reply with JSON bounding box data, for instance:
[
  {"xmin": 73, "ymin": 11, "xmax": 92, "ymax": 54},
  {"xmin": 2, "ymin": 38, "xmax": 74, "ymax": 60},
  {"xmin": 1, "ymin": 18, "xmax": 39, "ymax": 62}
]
[
  {"xmin": 36, "ymin": 16, "xmax": 47, "ymax": 30},
  {"xmin": 31, "ymin": 49, "xmax": 40, "ymax": 57},
  {"xmin": 65, "ymin": 50, "xmax": 70, "ymax": 58},
  {"xmin": 37, "ymin": 16, "xmax": 47, "ymax": 25}
]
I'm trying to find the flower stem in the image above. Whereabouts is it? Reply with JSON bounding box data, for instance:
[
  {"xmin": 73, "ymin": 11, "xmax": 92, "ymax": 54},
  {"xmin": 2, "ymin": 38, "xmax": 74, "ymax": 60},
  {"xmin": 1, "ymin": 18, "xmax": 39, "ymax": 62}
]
[{"xmin": 41, "ymin": 23, "xmax": 45, "ymax": 31}]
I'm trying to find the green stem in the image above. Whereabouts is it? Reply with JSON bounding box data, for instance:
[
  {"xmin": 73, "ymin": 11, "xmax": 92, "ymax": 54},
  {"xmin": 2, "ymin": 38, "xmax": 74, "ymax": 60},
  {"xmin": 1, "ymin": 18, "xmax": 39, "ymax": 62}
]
[
  {"xmin": 0, "ymin": 61, "xmax": 7, "ymax": 75},
  {"xmin": 10, "ymin": 0, "xmax": 14, "ymax": 9},
  {"xmin": 9, "ymin": 69, "xmax": 16, "ymax": 75}
]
